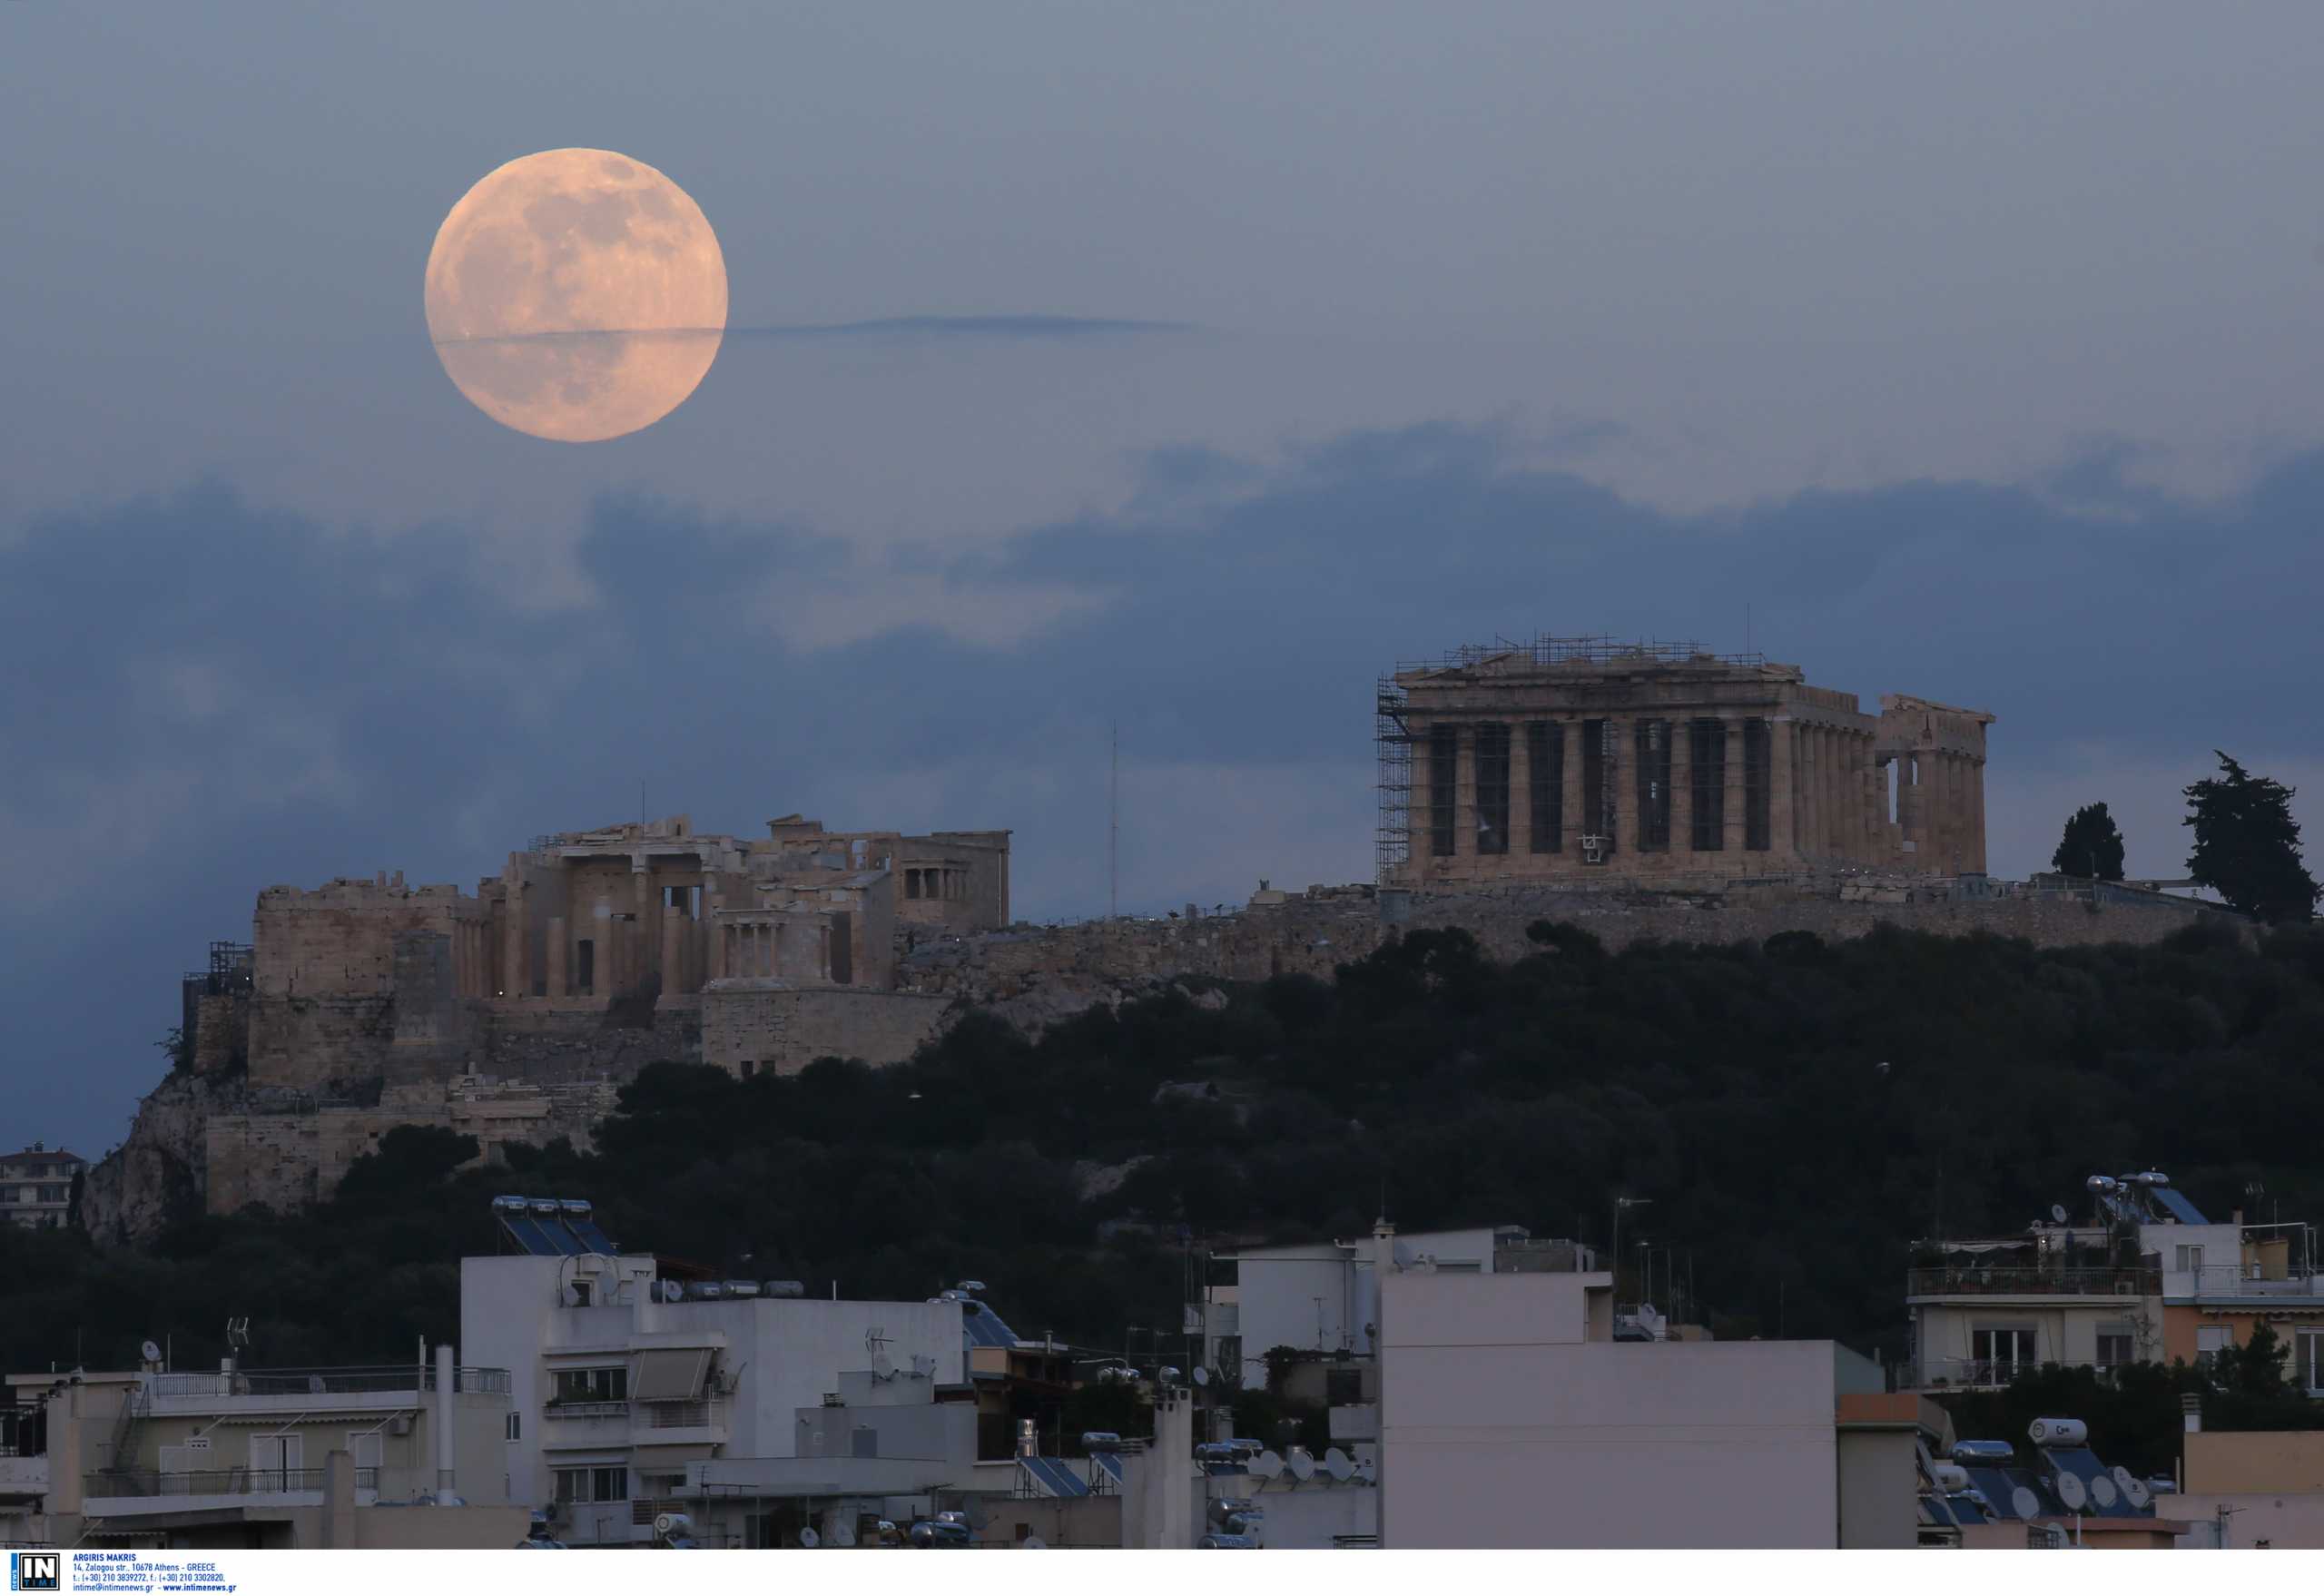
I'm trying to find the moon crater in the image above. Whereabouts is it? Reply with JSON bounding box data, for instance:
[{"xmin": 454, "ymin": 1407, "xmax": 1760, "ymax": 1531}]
[{"xmin": 424, "ymin": 148, "xmax": 727, "ymax": 443}]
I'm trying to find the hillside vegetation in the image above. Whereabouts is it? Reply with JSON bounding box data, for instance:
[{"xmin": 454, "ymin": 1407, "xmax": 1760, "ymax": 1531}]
[{"xmin": 8, "ymin": 918, "xmax": 2324, "ymax": 1451}]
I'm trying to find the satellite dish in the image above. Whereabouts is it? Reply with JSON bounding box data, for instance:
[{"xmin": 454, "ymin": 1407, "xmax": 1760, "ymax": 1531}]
[
  {"xmin": 1324, "ymin": 1447, "xmax": 1353, "ymax": 1482},
  {"xmin": 653, "ymin": 1513, "xmax": 676, "ymax": 1536},
  {"xmin": 830, "ymin": 1522, "xmax": 857, "ymax": 1548},
  {"xmin": 2050, "ymin": 1204, "xmax": 2069, "ymax": 1224},
  {"xmin": 140, "ymin": 1340, "xmax": 162, "ymax": 1364},
  {"xmin": 2011, "ymin": 1485, "xmax": 2042, "ymax": 1520},
  {"xmin": 1287, "ymin": 1450, "xmax": 1315, "ymax": 1483},
  {"xmin": 2089, "ymin": 1473, "xmax": 2118, "ymax": 1509},
  {"xmin": 1192, "ymin": 1364, "xmax": 1209, "ymax": 1388},
  {"xmin": 1021, "ymin": 1536, "xmax": 1047, "ymax": 1550},
  {"xmin": 2117, "ymin": 1469, "xmax": 2152, "ymax": 1511},
  {"xmin": 797, "ymin": 1527, "xmax": 820, "ymax": 1549},
  {"xmin": 872, "ymin": 1350, "xmax": 893, "ymax": 1377},
  {"xmin": 1251, "ymin": 1450, "xmax": 1283, "ymax": 1480},
  {"xmin": 2053, "ymin": 1472, "xmax": 2088, "ymax": 1512}
]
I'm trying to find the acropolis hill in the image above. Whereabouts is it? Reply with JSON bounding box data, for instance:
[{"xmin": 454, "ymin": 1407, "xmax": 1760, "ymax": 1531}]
[{"xmin": 81, "ymin": 640, "xmax": 2234, "ymax": 1240}]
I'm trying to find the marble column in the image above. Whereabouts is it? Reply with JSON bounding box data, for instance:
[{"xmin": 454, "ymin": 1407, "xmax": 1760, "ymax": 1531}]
[
  {"xmin": 1796, "ymin": 722, "xmax": 1819, "ymax": 863},
  {"xmin": 1768, "ymin": 716, "xmax": 1796, "ymax": 861},
  {"xmin": 1508, "ymin": 720, "xmax": 1532, "ymax": 861},
  {"xmin": 501, "ymin": 881, "xmax": 526, "ymax": 1000},
  {"xmin": 1609, "ymin": 716, "xmax": 1632, "ymax": 858},
  {"xmin": 546, "ymin": 916, "xmax": 567, "ymax": 1000},
  {"xmin": 661, "ymin": 910, "xmax": 684, "ymax": 994},
  {"xmin": 1453, "ymin": 724, "xmax": 1477, "ymax": 862},
  {"xmin": 1720, "ymin": 718, "xmax": 1746, "ymax": 855},
  {"xmin": 1970, "ymin": 757, "xmax": 1988, "ymax": 872}
]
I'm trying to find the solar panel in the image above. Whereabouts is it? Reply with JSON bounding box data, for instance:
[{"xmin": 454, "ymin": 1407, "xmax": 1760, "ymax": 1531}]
[
  {"xmin": 565, "ymin": 1217, "xmax": 620, "ymax": 1255},
  {"xmin": 1962, "ymin": 1465, "xmax": 2059, "ymax": 1520},
  {"xmin": 1020, "ymin": 1457, "xmax": 1087, "ymax": 1498},
  {"xmin": 1092, "ymin": 1453, "xmax": 1124, "ymax": 1486},
  {"xmin": 2151, "ymin": 1187, "xmax": 2209, "ymax": 1226},
  {"xmin": 962, "ymin": 1302, "xmax": 1020, "ymax": 1348},
  {"xmin": 498, "ymin": 1213, "xmax": 566, "ymax": 1256}
]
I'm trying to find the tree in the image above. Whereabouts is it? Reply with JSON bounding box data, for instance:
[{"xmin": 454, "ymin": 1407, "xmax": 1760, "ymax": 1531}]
[
  {"xmin": 2184, "ymin": 752, "xmax": 2319, "ymax": 922},
  {"xmin": 2052, "ymin": 803, "xmax": 2126, "ymax": 881},
  {"xmin": 157, "ymin": 1027, "xmax": 192, "ymax": 1072}
]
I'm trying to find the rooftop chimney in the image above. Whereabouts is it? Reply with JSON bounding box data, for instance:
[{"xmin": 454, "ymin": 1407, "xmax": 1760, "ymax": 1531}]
[{"xmin": 435, "ymin": 1344, "xmax": 459, "ymax": 1504}]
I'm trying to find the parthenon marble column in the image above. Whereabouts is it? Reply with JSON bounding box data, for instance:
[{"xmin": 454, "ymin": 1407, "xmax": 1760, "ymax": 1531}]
[
  {"xmin": 1768, "ymin": 716, "xmax": 1796, "ymax": 862},
  {"xmin": 546, "ymin": 915, "xmax": 567, "ymax": 1000},
  {"xmin": 1720, "ymin": 718, "xmax": 1746, "ymax": 855},
  {"xmin": 1610, "ymin": 715, "xmax": 1634, "ymax": 858}
]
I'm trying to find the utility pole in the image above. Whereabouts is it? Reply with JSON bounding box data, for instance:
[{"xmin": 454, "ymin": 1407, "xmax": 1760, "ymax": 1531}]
[{"xmin": 1109, "ymin": 720, "xmax": 1119, "ymax": 921}]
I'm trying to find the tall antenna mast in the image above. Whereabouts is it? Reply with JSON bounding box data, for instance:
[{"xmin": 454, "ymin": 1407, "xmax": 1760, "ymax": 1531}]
[{"xmin": 1109, "ymin": 720, "xmax": 1119, "ymax": 921}]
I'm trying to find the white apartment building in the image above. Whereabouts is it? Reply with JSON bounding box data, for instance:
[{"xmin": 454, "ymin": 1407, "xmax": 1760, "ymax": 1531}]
[
  {"xmin": 1189, "ymin": 1223, "xmax": 1538, "ymax": 1386},
  {"xmin": 459, "ymin": 1242, "xmax": 965, "ymax": 1545},
  {"xmin": 1373, "ymin": 1226, "xmax": 1924, "ymax": 1549}
]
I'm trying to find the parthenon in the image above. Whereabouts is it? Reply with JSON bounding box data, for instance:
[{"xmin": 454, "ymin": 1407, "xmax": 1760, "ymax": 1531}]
[{"xmin": 1377, "ymin": 638, "xmax": 1994, "ymax": 886}]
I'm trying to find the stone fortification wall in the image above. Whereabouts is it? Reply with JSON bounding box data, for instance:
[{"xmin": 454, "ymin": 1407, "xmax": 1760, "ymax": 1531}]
[
  {"xmin": 203, "ymin": 1077, "xmax": 620, "ymax": 1217},
  {"xmin": 900, "ymin": 872, "xmax": 2239, "ymax": 1037},
  {"xmin": 701, "ymin": 985, "xmax": 951, "ymax": 1076},
  {"xmin": 480, "ymin": 1001, "xmax": 701, "ymax": 1080}
]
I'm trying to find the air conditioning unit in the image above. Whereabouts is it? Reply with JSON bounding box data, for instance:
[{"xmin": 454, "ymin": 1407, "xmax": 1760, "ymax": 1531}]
[{"xmin": 388, "ymin": 1414, "xmax": 413, "ymax": 1436}]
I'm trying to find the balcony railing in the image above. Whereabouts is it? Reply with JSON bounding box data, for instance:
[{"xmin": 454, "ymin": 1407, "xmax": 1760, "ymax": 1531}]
[
  {"xmin": 637, "ymin": 1400, "xmax": 724, "ymax": 1430},
  {"xmin": 1906, "ymin": 1266, "xmax": 2160, "ymax": 1298},
  {"xmin": 150, "ymin": 1366, "xmax": 512, "ymax": 1399},
  {"xmin": 1895, "ymin": 1357, "xmax": 2141, "ymax": 1391},
  {"xmin": 85, "ymin": 1466, "xmax": 379, "ymax": 1499},
  {"xmin": 2182, "ymin": 1263, "xmax": 2324, "ymax": 1298}
]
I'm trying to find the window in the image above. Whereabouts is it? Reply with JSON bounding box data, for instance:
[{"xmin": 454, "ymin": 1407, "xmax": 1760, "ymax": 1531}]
[
  {"xmin": 551, "ymin": 1366, "xmax": 628, "ymax": 1404},
  {"xmin": 1325, "ymin": 1364, "xmax": 1363, "ymax": 1407},
  {"xmin": 250, "ymin": 1433, "xmax": 304, "ymax": 1489},
  {"xmin": 1526, "ymin": 722, "xmax": 1561, "ymax": 853},
  {"xmin": 2175, "ymin": 1244, "xmax": 2204, "ymax": 1275},
  {"xmin": 506, "ymin": 1413, "xmax": 521, "ymax": 1442},
  {"xmin": 2297, "ymin": 1328, "xmax": 2323, "ymax": 1395},
  {"xmin": 1428, "ymin": 726, "xmax": 1459, "ymax": 856},
  {"xmin": 2096, "ymin": 1325, "xmax": 2134, "ymax": 1370},
  {"xmin": 2196, "ymin": 1325, "xmax": 2231, "ymax": 1369},
  {"xmin": 1473, "ymin": 724, "xmax": 1511, "ymax": 855},
  {"xmin": 1973, "ymin": 1325, "xmax": 2034, "ymax": 1382},
  {"xmin": 553, "ymin": 1465, "xmax": 629, "ymax": 1504}
]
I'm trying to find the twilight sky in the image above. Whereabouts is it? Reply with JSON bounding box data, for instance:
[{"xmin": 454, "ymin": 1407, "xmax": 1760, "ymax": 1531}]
[{"xmin": 5, "ymin": 3, "xmax": 2323, "ymax": 1152}]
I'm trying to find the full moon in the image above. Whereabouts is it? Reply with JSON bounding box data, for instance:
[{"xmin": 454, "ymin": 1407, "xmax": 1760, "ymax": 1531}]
[{"xmin": 423, "ymin": 149, "xmax": 728, "ymax": 443}]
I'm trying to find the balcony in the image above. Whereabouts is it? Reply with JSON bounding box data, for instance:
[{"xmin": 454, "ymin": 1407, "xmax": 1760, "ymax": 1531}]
[
  {"xmin": 1906, "ymin": 1265, "xmax": 2160, "ymax": 1300},
  {"xmin": 542, "ymin": 1401, "xmax": 632, "ymax": 1448},
  {"xmin": 147, "ymin": 1366, "xmax": 511, "ymax": 1417},
  {"xmin": 2177, "ymin": 1262, "xmax": 2324, "ymax": 1302},
  {"xmin": 83, "ymin": 1465, "xmax": 379, "ymax": 1512},
  {"xmin": 633, "ymin": 1398, "xmax": 726, "ymax": 1447},
  {"xmin": 1895, "ymin": 1358, "xmax": 2141, "ymax": 1392}
]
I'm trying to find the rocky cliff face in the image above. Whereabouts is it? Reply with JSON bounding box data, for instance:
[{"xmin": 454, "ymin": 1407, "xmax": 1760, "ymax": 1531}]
[{"xmin": 80, "ymin": 1069, "xmax": 240, "ymax": 1243}]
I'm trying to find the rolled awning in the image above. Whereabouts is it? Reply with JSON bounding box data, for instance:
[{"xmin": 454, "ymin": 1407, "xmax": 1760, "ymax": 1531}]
[{"xmin": 632, "ymin": 1348, "xmax": 710, "ymax": 1402}]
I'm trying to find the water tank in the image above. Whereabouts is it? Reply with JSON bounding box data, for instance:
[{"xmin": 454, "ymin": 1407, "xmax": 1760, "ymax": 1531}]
[
  {"xmin": 1952, "ymin": 1439, "xmax": 2015, "ymax": 1463},
  {"xmin": 2029, "ymin": 1416, "xmax": 2088, "ymax": 1447},
  {"xmin": 1199, "ymin": 1534, "xmax": 1256, "ymax": 1549},
  {"xmin": 763, "ymin": 1280, "xmax": 806, "ymax": 1298},
  {"xmin": 1930, "ymin": 1463, "xmax": 1970, "ymax": 1493},
  {"xmin": 687, "ymin": 1281, "xmax": 726, "ymax": 1302},
  {"xmin": 721, "ymin": 1280, "xmax": 762, "ymax": 1298},
  {"xmin": 1080, "ymin": 1432, "xmax": 1123, "ymax": 1452}
]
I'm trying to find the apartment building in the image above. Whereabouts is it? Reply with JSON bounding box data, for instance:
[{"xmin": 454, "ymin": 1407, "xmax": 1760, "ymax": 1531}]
[{"xmin": 0, "ymin": 1143, "xmax": 84, "ymax": 1229}]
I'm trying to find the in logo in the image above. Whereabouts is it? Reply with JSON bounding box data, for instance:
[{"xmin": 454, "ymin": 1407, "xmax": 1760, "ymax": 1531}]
[{"xmin": 9, "ymin": 1552, "xmax": 59, "ymax": 1592}]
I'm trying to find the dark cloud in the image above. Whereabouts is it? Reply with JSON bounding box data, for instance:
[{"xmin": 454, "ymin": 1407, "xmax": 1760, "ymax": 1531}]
[{"xmin": 6, "ymin": 428, "xmax": 2324, "ymax": 1148}]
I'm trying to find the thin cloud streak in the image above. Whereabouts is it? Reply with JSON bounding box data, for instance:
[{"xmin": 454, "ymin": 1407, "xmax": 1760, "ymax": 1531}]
[{"xmin": 429, "ymin": 314, "xmax": 1196, "ymax": 350}]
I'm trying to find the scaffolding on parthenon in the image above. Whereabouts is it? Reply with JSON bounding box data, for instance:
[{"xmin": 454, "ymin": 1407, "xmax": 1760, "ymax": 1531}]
[{"xmin": 1374, "ymin": 675, "xmax": 1413, "ymax": 886}]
